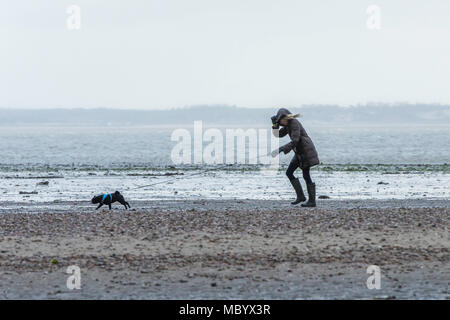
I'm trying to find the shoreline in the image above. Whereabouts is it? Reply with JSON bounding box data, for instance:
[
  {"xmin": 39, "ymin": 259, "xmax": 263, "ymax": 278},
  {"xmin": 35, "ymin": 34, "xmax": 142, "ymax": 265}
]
[{"xmin": 0, "ymin": 198, "xmax": 448, "ymax": 214}]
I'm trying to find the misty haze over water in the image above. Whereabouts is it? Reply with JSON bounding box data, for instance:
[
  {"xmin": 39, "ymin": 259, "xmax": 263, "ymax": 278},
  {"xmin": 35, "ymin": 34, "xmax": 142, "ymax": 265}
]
[{"xmin": 0, "ymin": 104, "xmax": 449, "ymax": 126}]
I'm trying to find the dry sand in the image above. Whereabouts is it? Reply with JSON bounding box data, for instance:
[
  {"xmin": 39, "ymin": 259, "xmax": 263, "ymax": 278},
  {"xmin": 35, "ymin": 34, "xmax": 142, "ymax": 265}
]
[{"xmin": 0, "ymin": 199, "xmax": 448, "ymax": 299}]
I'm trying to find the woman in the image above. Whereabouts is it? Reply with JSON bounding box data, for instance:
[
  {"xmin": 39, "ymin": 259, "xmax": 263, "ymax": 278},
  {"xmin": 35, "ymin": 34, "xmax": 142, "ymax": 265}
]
[{"xmin": 271, "ymin": 108, "xmax": 319, "ymax": 207}]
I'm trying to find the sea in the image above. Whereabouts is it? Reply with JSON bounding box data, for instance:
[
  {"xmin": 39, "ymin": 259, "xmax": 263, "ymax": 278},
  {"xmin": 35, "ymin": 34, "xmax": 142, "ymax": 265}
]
[{"xmin": 0, "ymin": 124, "xmax": 448, "ymax": 203}]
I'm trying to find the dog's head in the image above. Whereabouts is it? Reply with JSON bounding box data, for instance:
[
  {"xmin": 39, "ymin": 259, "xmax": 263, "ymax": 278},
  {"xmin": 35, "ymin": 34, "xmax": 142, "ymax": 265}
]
[{"xmin": 91, "ymin": 195, "xmax": 102, "ymax": 204}]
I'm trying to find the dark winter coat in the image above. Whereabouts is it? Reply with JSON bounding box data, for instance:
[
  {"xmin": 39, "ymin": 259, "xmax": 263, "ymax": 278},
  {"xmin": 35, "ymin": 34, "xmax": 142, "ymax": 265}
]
[{"xmin": 272, "ymin": 108, "xmax": 319, "ymax": 169}]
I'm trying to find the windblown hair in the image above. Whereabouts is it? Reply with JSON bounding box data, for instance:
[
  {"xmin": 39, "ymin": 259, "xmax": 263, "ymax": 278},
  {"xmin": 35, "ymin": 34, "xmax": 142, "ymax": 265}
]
[{"xmin": 284, "ymin": 113, "xmax": 301, "ymax": 120}]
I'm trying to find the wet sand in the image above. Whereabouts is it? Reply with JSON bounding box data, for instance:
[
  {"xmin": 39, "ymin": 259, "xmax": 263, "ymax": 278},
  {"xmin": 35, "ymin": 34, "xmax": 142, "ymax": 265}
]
[{"xmin": 0, "ymin": 199, "xmax": 449, "ymax": 299}]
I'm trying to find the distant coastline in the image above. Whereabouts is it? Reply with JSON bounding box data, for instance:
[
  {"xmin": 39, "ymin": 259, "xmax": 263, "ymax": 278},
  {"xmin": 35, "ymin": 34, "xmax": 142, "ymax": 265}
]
[{"xmin": 0, "ymin": 104, "xmax": 449, "ymax": 126}]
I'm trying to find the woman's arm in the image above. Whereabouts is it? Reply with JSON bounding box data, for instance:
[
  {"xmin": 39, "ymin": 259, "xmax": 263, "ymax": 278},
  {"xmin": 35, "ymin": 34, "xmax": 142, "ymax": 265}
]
[
  {"xmin": 272, "ymin": 126, "xmax": 288, "ymax": 138},
  {"xmin": 280, "ymin": 121, "xmax": 301, "ymax": 153}
]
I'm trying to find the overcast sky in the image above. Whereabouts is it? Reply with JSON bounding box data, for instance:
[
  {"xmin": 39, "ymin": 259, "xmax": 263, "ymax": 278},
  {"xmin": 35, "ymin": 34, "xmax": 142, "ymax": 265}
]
[{"xmin": 2, "ymin": 0, "xmax": 450, "ymax": 109}]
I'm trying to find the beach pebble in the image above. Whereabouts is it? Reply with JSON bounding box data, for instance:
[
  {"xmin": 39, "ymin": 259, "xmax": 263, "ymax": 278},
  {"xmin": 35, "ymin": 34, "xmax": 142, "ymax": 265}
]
[{"xmin": 19, "ymin": 191, "xmax": 38, "ymax": 194}]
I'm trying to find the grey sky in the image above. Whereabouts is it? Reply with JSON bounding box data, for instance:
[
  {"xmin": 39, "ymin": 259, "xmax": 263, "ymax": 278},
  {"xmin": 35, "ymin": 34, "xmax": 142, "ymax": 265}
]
[{"xmin": 2, "ymin": 0, "xmax": 450, "ymax": 109}]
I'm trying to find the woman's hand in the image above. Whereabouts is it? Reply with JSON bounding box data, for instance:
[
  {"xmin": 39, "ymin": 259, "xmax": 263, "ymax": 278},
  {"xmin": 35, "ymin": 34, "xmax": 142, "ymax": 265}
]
[
  {"xmin": 271, "ymin": 116, "xmax": 279, "ymax": 129},
  {"xmin": 271, "ymin": 147, "xmax": 283, "ymax": 157}
]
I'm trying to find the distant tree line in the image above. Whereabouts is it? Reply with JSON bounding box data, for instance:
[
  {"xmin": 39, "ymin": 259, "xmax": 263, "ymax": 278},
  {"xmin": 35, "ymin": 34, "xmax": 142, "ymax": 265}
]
[{"xmin": 0, "ymin": 104, "xmax": 448, "ymax": 125}]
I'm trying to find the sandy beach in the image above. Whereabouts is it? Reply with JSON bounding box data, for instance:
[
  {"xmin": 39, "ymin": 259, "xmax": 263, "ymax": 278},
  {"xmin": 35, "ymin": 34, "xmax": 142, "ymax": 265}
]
[{"xmin": 0, "ymin": 199, "xmax": 448, "ymax": 299}]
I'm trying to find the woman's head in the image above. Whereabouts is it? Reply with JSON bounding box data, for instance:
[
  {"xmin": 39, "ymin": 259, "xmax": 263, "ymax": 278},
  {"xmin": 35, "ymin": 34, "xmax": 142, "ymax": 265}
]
[
  {"xmin": 279, "ymin": 117, "xmax": 289, "ymax": 126},
  {"xmin": 272, "ymin": 108, "xmax": 301, "ymax": 127}
]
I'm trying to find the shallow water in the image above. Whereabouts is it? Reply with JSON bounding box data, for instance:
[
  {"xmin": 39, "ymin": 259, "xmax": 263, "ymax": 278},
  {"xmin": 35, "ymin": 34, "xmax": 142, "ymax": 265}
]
[
  {"xmin": 1, "ymin": 168, "xmax": 448, "ymax": 203},
  {"xmin": 0, "ymin": 125, "xmax": 448, "ymax": 203},
  {"xmin": 0, "ymin": 124, "xmax": 448, "ymax": 166}
]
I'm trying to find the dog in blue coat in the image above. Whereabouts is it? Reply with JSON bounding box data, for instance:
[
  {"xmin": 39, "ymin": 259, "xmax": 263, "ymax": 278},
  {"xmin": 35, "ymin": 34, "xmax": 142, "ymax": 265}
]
[{"xmin": 91, "ymin": 191, "xmax": 131, "ymax": 210}]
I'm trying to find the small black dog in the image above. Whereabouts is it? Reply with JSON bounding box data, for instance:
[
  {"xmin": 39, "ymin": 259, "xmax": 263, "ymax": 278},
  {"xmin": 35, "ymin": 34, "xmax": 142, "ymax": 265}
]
[{"xmin": 91, "ymin": 191, "xmax": 131, "ymax": 210}]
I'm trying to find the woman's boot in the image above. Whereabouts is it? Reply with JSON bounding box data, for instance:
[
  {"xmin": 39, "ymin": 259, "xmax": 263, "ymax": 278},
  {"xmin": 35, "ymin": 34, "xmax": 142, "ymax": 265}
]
[
  {"xmin": 301, "ymin": 183, "xmax": 316, "ymax": 207},
  {"xmin": 289, "ymin": 178, "xmax": 306, "ymax": 204}
]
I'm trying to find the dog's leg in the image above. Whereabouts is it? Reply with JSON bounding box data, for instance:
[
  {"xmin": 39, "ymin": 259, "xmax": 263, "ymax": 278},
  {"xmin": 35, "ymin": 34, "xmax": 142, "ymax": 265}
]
[
  {"xmin": 118, "ymin": 199, "xmax": 130, "ymax": 209},
  {"xmin": 108, "ymin": 203, "xmax": 112, "ymax": 210},
  {"xmin": 96, "ymin": 203, "xmax": 103, "ymax": 210},
  {"xmin": 125, "ymin": 202, "xmax": 131, "ymax": 209}
]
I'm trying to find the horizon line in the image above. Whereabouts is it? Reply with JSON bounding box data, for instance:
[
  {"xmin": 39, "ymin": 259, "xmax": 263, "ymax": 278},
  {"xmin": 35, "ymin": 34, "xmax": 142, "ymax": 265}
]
[{"xmin": 1, "ymin": 102, "xmax": 450, "ymax": 111}]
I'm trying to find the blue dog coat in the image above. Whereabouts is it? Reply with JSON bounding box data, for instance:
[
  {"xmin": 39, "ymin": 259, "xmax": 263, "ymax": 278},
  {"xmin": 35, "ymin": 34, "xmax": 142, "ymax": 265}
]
[{"xmin": 101, "ymin": 193, "xmax": 113, "ymax": 204}]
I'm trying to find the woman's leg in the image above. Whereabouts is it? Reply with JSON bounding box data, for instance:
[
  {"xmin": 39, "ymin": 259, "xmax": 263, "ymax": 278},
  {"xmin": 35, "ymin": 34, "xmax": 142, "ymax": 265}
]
[
  {"xmin": 301, "ymin": 166, "xmax": 316, "ymax": 207},
  {"xmin": 302, "ymin": 167, "xmax": 313, "ymax": 184},
  {"xmin": 286, "ymin": 156, "xmax": 306, "ymax": 204},
  {"xmin": 285, "ymin": 156, "xmax": 300, "ymax": 180}
]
